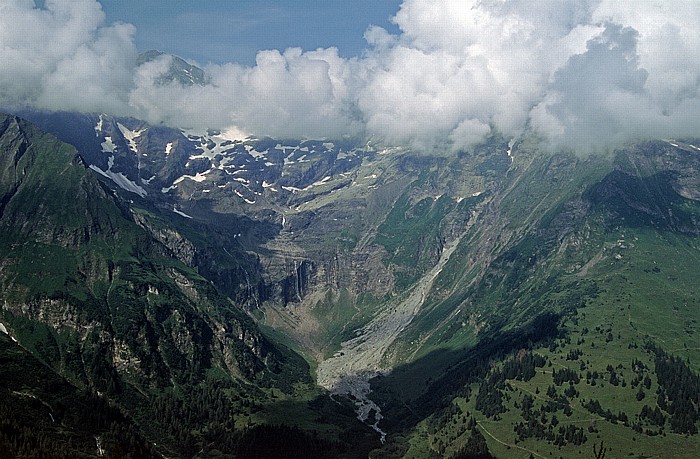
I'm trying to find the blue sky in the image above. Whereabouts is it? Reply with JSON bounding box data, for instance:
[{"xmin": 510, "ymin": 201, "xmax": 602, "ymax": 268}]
[{"xmin": 100, "ymin": 0, "xmax": 402, "ymax": 66}]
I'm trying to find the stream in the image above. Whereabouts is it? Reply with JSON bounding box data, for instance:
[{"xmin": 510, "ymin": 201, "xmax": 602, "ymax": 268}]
[{"xmin": 316, "ymin": 236, "xmax": 463, "ymax": 442}]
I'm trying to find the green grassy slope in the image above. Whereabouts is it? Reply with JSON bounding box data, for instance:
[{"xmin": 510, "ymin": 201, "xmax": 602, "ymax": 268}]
[{"xmin": 367, "ymin": 142, "xmax": 700, "ymax": 457}]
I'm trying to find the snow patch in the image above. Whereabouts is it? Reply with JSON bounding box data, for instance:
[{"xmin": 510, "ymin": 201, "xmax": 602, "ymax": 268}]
[
  {"xmin": 101, "ymin": 137, "xmax": 116, "ymax": 153},
  {"xmin": 173, "ymin": 170, "xmax": 210, "ymax": 184},
  {"xmin": 165, "ymin": 142, "xmax": 173, "ymax": 155},
  {"xmin": 507, "ymin": 138, "xmax": 515, "ymax": 162},
  {"xmin": 95, "ymin": 114, "xmax": 104, "ymax": 136},
  {"xmin": 275, "ymin": 143, "xmax": 297, "ymax": 152},
  {"xmin": 117, "ymin": 123, "xmax": 146, "ymax": 154},
  {"xmin": 246, "ymin": 145, "xmax": 268, "ymax": 159},
  {"xmin": 233, "ymin": 189, "xmax": 255, "ymax": 204},
  {"xmin": 172, "ymin": 206, "xmax": 192, "ymax": 218},
  {"xmin": 89, "ymin": 156, "xmax": 147, "ymax": 197},
  {"xmin": 183, "ymin": 128, "xmax": 246, "ymax": 160},
  {"xmin": 302, "ymin": 176, "xmax": 333, "ymax": 191}
]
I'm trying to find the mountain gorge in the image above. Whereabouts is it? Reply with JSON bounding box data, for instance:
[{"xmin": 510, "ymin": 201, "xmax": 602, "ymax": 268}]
[
  {"xmin": 0, "ymin": 114, "xmax": 359, "ymax": 458},
  {"xmin": 2, "ymin": 105, "xmax": 700, "ymax": 458}
]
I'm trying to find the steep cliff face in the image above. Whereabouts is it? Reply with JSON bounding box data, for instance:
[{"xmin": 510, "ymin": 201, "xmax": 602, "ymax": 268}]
[
  {"xmin": 18, "ymin": 111, "xmax": 700, "ymax": 365},
  {"xmin": 0, "ymin": 113, "xmax": 307, "ymax": 397}
]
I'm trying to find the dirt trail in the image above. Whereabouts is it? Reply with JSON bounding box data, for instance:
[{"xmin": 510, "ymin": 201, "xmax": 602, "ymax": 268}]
[{"xmin": 316, "ymin": 235, "xmax": 464, "ymax": 441}]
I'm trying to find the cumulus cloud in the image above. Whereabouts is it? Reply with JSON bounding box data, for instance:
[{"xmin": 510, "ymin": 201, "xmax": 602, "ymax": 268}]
[
  {"xmin": 129, "ymin": 47, "xmax": 363, "ymax": 138},
  {"xmin": 531, "ymin": 3, "xmax": 700, "ymax": 150},
  {"xmin": 358, "ymin": 0, "xmax": 602, "ymax": 150},
  {"xmin": 0, "ymin": 0, "xmax": 137, "ymax": 115},
  {"xmin": 3, "ymin": 0, "xmax": 700, "ymax": 152}
]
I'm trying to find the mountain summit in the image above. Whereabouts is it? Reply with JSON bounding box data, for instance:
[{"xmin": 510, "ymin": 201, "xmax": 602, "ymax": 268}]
[{"xmin": 137, "ymin": 50, "xmax": 208, "ymax": 86}]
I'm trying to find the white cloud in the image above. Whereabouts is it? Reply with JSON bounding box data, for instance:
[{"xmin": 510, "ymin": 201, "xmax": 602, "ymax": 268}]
[
  {"xmin": 128, "ymin": 47, "xmax": 362, "ymax": 139},
  {"xmin": 0, "ymin": 0, "xmax": 136, "ymax": 114},
  {"xmin": 356, "ymin": 0, "xmax": 602, "ymax": 150},
  {"xmin": 3, "ymin": 0, "xmax": 700, "ymax": 153}
]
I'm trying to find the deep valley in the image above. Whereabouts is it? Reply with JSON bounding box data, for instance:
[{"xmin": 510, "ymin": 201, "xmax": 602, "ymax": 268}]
[{"xmin": 1, "ymin": 109, "xmax": 699, "ymax": 458}]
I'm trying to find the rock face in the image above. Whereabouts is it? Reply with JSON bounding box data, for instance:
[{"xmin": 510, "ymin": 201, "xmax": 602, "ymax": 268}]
[
  {"xmin": 18, "ymin": 111, "xmax": 700, "ymax": 364},
  {"xmin": 136, "ymin": 50, "xmax": 208, "ymax": 86},
  {"xmin": 0, "ymin": 113, "xmax": 305, "ymax": 396}
]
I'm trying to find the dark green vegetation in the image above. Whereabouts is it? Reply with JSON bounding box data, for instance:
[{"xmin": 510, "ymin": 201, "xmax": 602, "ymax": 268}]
[
  {"xmin": 2, "ymin": 111, "xmax": 700, "ymax": 458},
  {"xmin": 364, "ymin": 140, "xmax": 700, "ymax": 457},
  {"xmin": 0, "ymin": 333, "xmax": 157, "ymax": 458},
  {"xmin": 374, "ymin": 172, "xmax": 458, "ymax": 290},
  {"xmin": 0, "ymin": 114, "xmax": 376, "ymax": 457}
]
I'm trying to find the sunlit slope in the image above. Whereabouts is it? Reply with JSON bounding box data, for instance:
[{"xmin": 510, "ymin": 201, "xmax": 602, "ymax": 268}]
[{"xmin": 368, "ymin": 140, "xmax": 700, "ymax": 457}]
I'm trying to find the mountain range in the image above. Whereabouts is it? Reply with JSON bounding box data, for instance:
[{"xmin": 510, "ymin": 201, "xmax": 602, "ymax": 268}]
[{"xmin": 1, "ymin": 54, "xmax": 700, "ymax": 458}]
